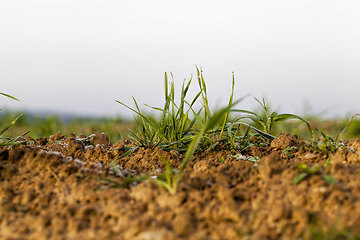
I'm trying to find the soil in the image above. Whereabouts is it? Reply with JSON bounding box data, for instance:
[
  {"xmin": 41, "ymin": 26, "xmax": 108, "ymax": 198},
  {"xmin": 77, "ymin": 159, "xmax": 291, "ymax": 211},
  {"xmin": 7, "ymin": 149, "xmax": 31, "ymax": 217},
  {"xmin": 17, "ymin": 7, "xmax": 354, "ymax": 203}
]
[{"xmin": 1, "ymin": 132, "xmax": 360, "ymax": 239}]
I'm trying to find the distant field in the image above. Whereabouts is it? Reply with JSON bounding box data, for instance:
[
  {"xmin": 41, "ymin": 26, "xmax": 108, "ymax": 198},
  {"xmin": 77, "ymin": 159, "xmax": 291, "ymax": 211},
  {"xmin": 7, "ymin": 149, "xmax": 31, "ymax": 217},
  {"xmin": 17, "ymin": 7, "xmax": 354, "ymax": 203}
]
[
  {"xmin": 0, "ymin": 111, "xmax": 132, "ymax": 143},
  {"xmin": 1, "ymin": 110, "xmax": 359, "ymax": 144}
]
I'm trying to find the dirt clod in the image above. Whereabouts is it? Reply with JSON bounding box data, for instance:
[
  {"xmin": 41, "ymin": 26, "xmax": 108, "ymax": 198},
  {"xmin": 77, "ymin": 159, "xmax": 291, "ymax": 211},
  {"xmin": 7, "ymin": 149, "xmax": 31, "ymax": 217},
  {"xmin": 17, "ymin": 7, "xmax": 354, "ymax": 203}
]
[
  {"xmin": 49, "ymin": 131, "xmax": 65, "ymax": 142},
  {"xmin": 270, "ymin": 132, "xmax": 300, "ymax": 150},
  {"xmin": 91, "ymin": 133, "xmax": 112, "ymax": 149}
]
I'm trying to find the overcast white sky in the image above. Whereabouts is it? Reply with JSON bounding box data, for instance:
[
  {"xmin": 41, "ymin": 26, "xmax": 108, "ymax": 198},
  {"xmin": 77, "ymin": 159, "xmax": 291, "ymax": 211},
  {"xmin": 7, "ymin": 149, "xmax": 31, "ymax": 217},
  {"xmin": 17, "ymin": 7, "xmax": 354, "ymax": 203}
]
[{"xmin": 1, "ymin": 0, "xmax": 359, "ymax": 118}]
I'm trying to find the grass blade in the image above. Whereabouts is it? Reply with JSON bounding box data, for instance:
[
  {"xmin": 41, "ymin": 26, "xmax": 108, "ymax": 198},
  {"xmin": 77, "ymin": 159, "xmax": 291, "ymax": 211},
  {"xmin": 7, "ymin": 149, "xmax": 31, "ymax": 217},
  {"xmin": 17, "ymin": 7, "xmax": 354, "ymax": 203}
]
[
  {"xmin": 0, "ymin": 114, "xmax": 22, "ymax": 136},
  {"xmin": 237, "ymin": 122, "xmax": 275, "ymax": 141},
  {"xmin": 116, "ymin": 146, "xmax": 140, "ymax": 160},
  {"xmin": 274, "ymin": 113, "xmax": 313, "ymax": 143},
  {"xmin": 294, "ymin": 172, "xmax": 308, "ymax": 184},
  {"xmin": 323, "ymin": 175, "xmax": 338, "ymax": 185},
  {"xmin": 0, "ymin": 92, "xmax": 19, "ymax": 101}
]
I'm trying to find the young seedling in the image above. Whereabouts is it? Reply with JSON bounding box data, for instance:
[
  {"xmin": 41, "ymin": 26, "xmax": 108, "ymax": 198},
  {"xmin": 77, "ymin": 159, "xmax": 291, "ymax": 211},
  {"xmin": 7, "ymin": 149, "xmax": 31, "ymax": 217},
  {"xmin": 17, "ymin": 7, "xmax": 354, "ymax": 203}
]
[
  {"xmin": 221, "ymin": 121, "xmax": 251, "ymax": 150},
  {"xmin": 335, "ymin": 113, "xmax": 360, "ymax": 142},
  {"xmin": 152, "ymin": 102, "xmax": 240, "ymax": 194},
  {"xmin": 232, "ymin": 97, "xmax": 313, "ymax": 143},
  {"xmin": 313, "ymin": 130, "xmax": 343, "ymax": 153},
  {"xmin": 282, "ymin": 146, "xmax": 297, "ymax": 160},
  {"xmin": 0, "ymin": 92, "xmax": 24, "ymax": 146},
  {"xmin": 293, "ymin": 163, "xmax": 338, "ymax": 185},
  {"xmin": 116, "ymin": 72, "xmax": 203, "ymax": 152},
  {"xmin": 310, "ymin": 114, "xmax": 359, "ymax": 154},
  {"xmin": 196, "ymin": 66, "xmax": 211, "ymax": 122},
  {"xmin": 219, "ymin": 72, "xmax": 235, "ymax": 140}
]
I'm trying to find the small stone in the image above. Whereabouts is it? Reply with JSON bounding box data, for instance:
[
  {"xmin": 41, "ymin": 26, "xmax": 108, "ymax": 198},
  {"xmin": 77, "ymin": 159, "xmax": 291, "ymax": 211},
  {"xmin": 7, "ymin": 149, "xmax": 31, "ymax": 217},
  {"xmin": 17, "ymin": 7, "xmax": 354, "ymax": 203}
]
[
  {"xmin": 304, "ymin": 153, "xmax": 317, "ymax": 160},
  {"xmin": 91, "ymin": 133, "xmax": 112, "ymax": 149}
]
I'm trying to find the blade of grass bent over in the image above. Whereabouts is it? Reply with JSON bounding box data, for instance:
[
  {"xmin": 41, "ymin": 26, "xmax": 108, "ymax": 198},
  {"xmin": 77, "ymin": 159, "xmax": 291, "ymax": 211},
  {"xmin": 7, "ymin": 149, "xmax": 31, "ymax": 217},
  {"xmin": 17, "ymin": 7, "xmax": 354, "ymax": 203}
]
[
  {"xmin": 0, "ymin": 92, "xmax": 20, "ymax": 101},
  {"xmin": 273, "ymin": 113, "xmax": 313, "ymax": 144}
]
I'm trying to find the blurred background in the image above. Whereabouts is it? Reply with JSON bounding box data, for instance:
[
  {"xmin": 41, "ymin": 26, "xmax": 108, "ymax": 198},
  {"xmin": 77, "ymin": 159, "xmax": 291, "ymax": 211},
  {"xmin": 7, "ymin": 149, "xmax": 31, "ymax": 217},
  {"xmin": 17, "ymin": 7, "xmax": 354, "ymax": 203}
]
[{"xmin": 1, "ymin": 0, "xmax": 360, "ymax": 140}]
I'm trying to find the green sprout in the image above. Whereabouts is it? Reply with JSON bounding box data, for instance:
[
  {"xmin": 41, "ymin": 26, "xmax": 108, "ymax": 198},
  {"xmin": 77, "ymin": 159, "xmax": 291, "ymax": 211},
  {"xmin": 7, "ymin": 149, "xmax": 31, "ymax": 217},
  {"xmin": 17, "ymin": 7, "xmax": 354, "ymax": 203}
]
[
  {"xmin": 282, "ymin": 146, "xmax": 297, "ymax": 159},
  {"xmin": 196, "ymin": 66, "xmax": 211, "ymax": 122},
  {"xmin": 232, "ymin": 97, "xmax": 313, "ymax": 143},
  {"xmin": 0, "ymin": 92, "xmax": 19, "ymax": 101},
  {"xmin": 116, "ymin": 72, "xmax": 203, "ymax": 152},
  {"xmin": 0, "ymin": 92, "xmax": 25, "ymax": 146},
  {"xmin": 115, "ymin": 68, "xmax": 244, "ymax": 156},
  {"xmin": 312, "ymin": 114, "xmax": 360, "ymax": 154},
  {"xmin": 293, "ymin": 163, "xmax": 338, "ymax": 185},
  {"xmin": 152, "ymin": 103, "xmax": 239, "ymax": 194}
]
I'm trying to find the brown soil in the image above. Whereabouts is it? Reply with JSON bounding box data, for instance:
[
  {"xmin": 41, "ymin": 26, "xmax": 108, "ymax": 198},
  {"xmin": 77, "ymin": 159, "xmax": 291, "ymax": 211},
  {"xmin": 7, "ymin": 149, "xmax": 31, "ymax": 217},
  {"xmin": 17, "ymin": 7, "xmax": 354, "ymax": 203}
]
[{"xmin": 1, "ymin": 133, "xmax": 360, "ymax": 239}]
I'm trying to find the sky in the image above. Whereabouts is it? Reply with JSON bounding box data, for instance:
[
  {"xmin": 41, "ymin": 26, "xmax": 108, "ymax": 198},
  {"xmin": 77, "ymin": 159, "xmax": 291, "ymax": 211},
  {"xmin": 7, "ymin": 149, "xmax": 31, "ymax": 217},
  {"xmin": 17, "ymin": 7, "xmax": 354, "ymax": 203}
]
[{"xmin": 1, "ymin": 0, "xmax": 359, "ymax": 119}]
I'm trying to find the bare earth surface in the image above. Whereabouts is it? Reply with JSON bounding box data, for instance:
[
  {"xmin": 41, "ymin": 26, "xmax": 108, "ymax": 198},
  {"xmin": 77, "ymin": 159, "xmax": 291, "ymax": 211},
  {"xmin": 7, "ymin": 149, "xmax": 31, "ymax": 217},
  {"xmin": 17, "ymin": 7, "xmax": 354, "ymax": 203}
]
[{"xmin": 1, "ymin": 132, "xmax": 360, "ymax": 239}]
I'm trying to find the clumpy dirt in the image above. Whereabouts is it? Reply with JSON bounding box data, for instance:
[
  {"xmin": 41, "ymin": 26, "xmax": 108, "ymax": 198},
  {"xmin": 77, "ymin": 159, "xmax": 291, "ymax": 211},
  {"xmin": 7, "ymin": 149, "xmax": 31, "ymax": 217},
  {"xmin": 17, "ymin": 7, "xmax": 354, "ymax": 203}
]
[{"xmin": 1, "ymin": 133, "xmax": 360, "ymax": 240}]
